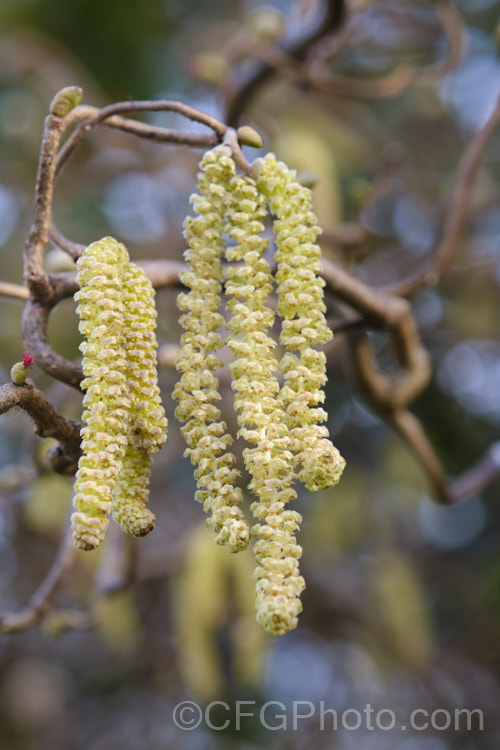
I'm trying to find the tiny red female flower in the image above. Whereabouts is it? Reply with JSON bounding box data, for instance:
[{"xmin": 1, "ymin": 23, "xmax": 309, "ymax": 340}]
[
  {"xmin": 22, "ymin": 352, "xmax": 34, "ymax": 368},
  {"xmin": 11, "ymin": 352, "xmax": 35, "ymax": 385}
]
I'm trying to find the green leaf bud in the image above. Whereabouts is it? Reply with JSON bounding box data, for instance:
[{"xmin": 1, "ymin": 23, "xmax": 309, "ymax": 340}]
[
  {"xmin": 237, "ymin": 126, "xmax": 264, "ymax": 149},
  {"xmin": 49, "ymin": 86, "xmax": 83, "ymax": 117}
]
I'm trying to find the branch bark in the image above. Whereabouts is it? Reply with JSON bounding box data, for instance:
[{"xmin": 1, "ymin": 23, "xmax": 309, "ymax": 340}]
[{"xmin": 0, "ymin": 380, "xmax": 81, "ymax": 472}]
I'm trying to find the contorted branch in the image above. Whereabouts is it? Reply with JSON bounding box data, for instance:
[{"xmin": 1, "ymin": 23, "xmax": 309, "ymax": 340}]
[
  {"xmin": 23, "ymin": 92, "xmax": 237, "ymax": 309},
  {"xmin": 318, "ymin": 258, "xmax": 500, "ymax": 505},
  {"xmin": 55, "ymin": 99, "xmax": 229, "ymax": 177},
  {"xmin": 319, "ymin": 257, "xmax": 432, "ymax": 411},
  {"xmin": 0, "ymin": 381, "xmax": 81, "ymax": 473},
  {"xmin": 23, "ymin": 110, "xmax": 69, "ymax": 302}
]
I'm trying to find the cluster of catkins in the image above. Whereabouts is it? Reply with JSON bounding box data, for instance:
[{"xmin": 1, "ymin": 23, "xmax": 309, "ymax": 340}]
[
  {"xmin": 174, "ymin": 146, "xmax": 345, "ymax": 636},
  {"xmin": 72, "ymin": 237, "xmax": 167, "ymax": 551}
]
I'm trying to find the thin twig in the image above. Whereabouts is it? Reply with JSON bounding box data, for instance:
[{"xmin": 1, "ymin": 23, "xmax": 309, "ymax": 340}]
[
  {"xmin": 63, "ymin": 104, "xmax": 222, "ymax": 148},
  {"xmin": 385, "ymin": 91, "xmax": 500, "ymax": 296},
  {"xmin": 0, "ymin": 521, "xmax": 75, "ymax": 634},
  {"xmin": 55, "ymin": 100, "xmax": 228, "ymax": 179},
  {"xmin": 392, "ymin": 409, "xmax": 450, "ymax": 503},
  {"xmin": 417, "ymin": 0, "xmax": 465, "ymax": 85},
  {"xmin": 448, "ymin": 442, "xmax": 500, "ymax": 503},
  {"xmin": 0, "ymin": 281, "xmax": 29, "ymax": 300},
  {"xmin": 223, "ymin": 127, "xmax": 251, "ymax": 172},
  {"xmin": 48, "ymin": 223, "xmax": 84, "ymax": 260},
  {"xmin": 100, "ymin": 113, "xmax": 220, "ymax": 148}
]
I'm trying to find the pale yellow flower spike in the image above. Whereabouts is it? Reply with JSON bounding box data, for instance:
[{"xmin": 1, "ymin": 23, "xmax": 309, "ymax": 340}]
[
  {"xmin": 113, "ymin": 443, "xmax": 154, "ymax": 536},
  {"xmin": 112, "ymin": 261, "xmax": 168, "ymax": 537},
  {"xmin": 224, "ymin": 170, "xmax": 305, "ymax": 637},
  {"xmin": 254, "ymin": 154, "xmax": 346, "ymax": 492},
  {"xmin": 72, "ymin": 237, "xmax": 130, "ymax": 550},
  {"xmin": 173, "ymin": 146, "xmax": 250, "ymax": 553}
]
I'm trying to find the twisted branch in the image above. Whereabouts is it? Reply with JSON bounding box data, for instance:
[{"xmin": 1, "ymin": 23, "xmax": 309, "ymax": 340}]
[{"xmin": 0, "ymin": 380, "xmax": 81, "ymax": 472}]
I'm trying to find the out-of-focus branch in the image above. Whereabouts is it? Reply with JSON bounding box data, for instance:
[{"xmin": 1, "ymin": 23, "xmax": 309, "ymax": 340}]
[
  {"xmin": 0, "ymin": 281, "xmax": 29, "ymax": 300},
  {"xmin": 0, "ymin": 522, "xmax": 75, "ymax": 634},
  {"xmin": 140, "ymin": 260, "xmax": 186, "ymax": 289},
  {"xmin": 319, "ymin": 256, "xmax": 499, "ymax": 505},
  {"xmin": 417, "ymin": 0, "xmax": 465, "ymax": 85},
  {"xmin": 321, "ymin": 257, "xmax": 416, "ymax": 328},
  {"xmin": 347, "ymin": 327, "xmax": 430, "ymax": 414},
  {"xmin": 311, "ymin": 0, "xmax": 464, "ymax": 95},
  {"xmin": 448, "ymin": 443, "xmax": 500, "ymax": 503},
  {"xmin": 391, "ymin": 409, "xmax": 500, "ymax": 505},
  {"xmin": 386, "ymin": 91, "xmax": 500, "ymax": 296},
  {"xmin": 392, "ymin": 409, "xmax": 450, "ymax": 504},
  {"xmin": 225, "ymin": 0, "xmax": 346, "ymax": 125},
  {"xmin": 347, "ymin": 333, "xmax": 500, "ymax": 505},
  {"xmin": 249, "ymin": 41, "xmax": 417, "ymax": 99},
  {"xmin": 322, "ymin": 223, "xmax": 368, "ymax": 251},
  {"xmin": 228, "ymin": 0, "xmax": 463, "ymax": 107}
]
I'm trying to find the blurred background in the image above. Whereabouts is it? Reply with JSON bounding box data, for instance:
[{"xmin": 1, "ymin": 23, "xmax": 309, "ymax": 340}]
[{"xmin": 1, "ymin": 0, "xmax": 500, "ymax": 748}]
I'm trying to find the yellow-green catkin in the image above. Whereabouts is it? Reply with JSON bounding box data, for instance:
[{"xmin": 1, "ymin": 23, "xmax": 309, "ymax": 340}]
[
  {"xmin": 224, "ymin": 170, "xmax": 304, "ymax": 637},
  {"xmin": 254, "ymin": 154, "xmax": 345, "ymax": 492},
  {"xmin": 112, "ymin": 262, "xmax": 168, "ymax": 537},
  {"xmin": 173, "ymin": 146, "xmax": 250, "ymax": 553},
  {"xmin": 72, "ymin": 238, "xmax": 130, "ymax": 550}
]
